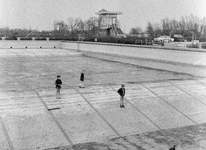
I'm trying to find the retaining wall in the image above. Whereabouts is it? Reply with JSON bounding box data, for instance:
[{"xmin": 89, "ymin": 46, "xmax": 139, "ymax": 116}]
[
  {"xmin": 61, "ymin": 41, "xmax": 206, "ymax": 66},
  {"xmin": 1, "ymin": 41, "xmax": 206, "ymax": 66},
  {"xmin": 0, "ymin": 41, "xmax": 61, "ymax": 49}
]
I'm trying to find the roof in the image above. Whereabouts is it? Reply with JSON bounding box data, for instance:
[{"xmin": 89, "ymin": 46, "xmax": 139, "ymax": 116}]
[{"xmin": 96, "ymin": 9, "xmax": 122, "ymax": 15}]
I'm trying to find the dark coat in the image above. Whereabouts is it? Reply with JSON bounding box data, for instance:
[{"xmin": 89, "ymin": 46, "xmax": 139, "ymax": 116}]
[
  {"xmin": 55, "ymin": 79, "xmax": 62, "ymax": 89},
  {"xmin": 117, "ymin": 88, "xmax": 125, "ymax": 97},
  {"xmin": 80, "ymin": 73, "xmax": 84, "ymax": 81}
]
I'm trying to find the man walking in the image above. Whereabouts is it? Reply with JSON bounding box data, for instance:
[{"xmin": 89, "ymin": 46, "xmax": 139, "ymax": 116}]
[{"xmin": 117, "ymin": 84, "xmax": 125, "ymax": 108}]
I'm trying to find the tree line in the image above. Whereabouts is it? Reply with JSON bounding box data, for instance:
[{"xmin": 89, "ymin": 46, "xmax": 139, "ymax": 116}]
[
  {"xmin": 130, "ymin": 14, "xmax": 206, "ymax": 41},
  {"xmin": 53, "ymin": 17, "xmax": 98, "ymax": 38},
  {"xmin": 0, "ymin": 17, "xmax": 99, "ymax": 40},
  {"xmin": 0, "ymin": 14, "xmax": 206, "ymax": 41}
]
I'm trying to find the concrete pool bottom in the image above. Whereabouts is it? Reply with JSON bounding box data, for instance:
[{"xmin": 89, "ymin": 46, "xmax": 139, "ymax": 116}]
[
  {"xmin": 46, "ymin": 122, "xmax": 206, "ymax": 150},
  {"xmin": 1, "ymin": 48, "xmax": 206, "ymax": 150}
]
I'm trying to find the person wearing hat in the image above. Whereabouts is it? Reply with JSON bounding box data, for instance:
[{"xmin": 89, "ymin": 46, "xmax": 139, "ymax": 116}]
[
  {"xmin": 55, "ymin": 75, "xmax": 62, "ymax": 99},
  {"xmin": 117, "ymin": 84, "xmax": 126, "ymax": 108}
]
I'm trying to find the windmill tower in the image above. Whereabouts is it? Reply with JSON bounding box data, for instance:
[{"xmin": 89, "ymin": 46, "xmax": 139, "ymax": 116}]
[{"xmin": 96, "ymin": 9, "xmax": 123, "ymax": 37}]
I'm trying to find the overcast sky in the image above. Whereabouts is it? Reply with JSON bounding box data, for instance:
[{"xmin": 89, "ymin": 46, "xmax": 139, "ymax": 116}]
[{"xmin": 0, "ymin": 0, "xmax": 206, "ymax": 33}]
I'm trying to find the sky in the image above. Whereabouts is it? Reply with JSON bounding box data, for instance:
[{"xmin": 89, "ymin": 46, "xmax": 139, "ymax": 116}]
[{"xmin": 0, "ymin": 0, "xmax": 206, "ymax": 33}]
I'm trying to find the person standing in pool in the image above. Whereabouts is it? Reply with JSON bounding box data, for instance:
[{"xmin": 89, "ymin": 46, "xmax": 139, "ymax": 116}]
[
  {"xmin": 55, "ymin": 75, "xmax": 62, "ymax": 99},
  {"xmin": 79, "ymin": 70, "xmax": 85, "ymax": 88},
  {"xmin": 117, "ymin": 84, "xmax": 126, "ymax": 108}
]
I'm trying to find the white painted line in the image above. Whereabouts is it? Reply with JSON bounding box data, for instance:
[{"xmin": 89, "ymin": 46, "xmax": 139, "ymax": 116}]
[
  {"xmin": 0, "ymin": 116, "xmax": 14, "ymax": 150},
  {"xmin": 75, "ymin": 88, "xmax": 121, "ymax": 137},
  {"xmin": 194, "ymin": 60, "xmax": 201, "ymax": 65},
  {"xmin": 110, "ymin": 86, "xmax": 161, "ymax": 130},
  {"xmin": 141, "ymin": 83, "xmax": 198, "ymax": 125}
]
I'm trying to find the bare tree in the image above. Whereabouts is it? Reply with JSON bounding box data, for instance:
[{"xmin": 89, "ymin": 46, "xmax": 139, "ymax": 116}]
[
  {"xmin": 146, "ymin": 22, "xmax": 154, "ymax": 39},
  {"xmin": 161, "ymin": 17, "xmax": 171, "ymax": 35},
  {"xmin": 67, "ymin": 17, "xmax": 81, "ymax": 36},
  {"xmin": 54, "ymin": 21, "xmax": 68, "ymax": 36},
  {"xmin": 76, "ymin": 19, "xmax": 85, "ymax": 33},
  {"xmin": 129, "ymin": 27, "xmax": 142, "ymax": 35},
  {"xmin": 85, "ymin": 17, "xmax": 98, "ymax": 36}
]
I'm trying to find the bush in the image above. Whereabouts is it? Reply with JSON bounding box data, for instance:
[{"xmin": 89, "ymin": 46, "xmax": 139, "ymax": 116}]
[
  {"xmin": 201, "ymin": 43, "xmax": 206, "ymax": 49},
  {"xmin": 19, "ymin": 37, "xmax": 32, "ymax": 40},
  {"xmin": 35, "ymin": 37, "xmax": 46, "ymax": 40},
  {"xmin": 199, "ymin": 36, "xmax": 206, "ymax": 42},
  {"xmin": 84, "ymin": 36, "xmax": 152, "ymax": 45},
  {"xmin": 186, "ymin": 43, "xmax": 199, "ymax": 48},
  {"xmin": 50, "ymin": 37, "xmax": 77, "ymax": 41},
  {"xmin": 5, "ymin": 36, "xmax": 17, "ymax": 40},
  {"xmin": 95, "ymin": 37, "xmax": 118, "ymax": 43}
]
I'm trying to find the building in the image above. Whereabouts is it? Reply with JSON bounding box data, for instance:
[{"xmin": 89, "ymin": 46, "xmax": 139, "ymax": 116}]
[{"xmin": 96, "ymin": 9, "xmax": 125, "ymax": 37}]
